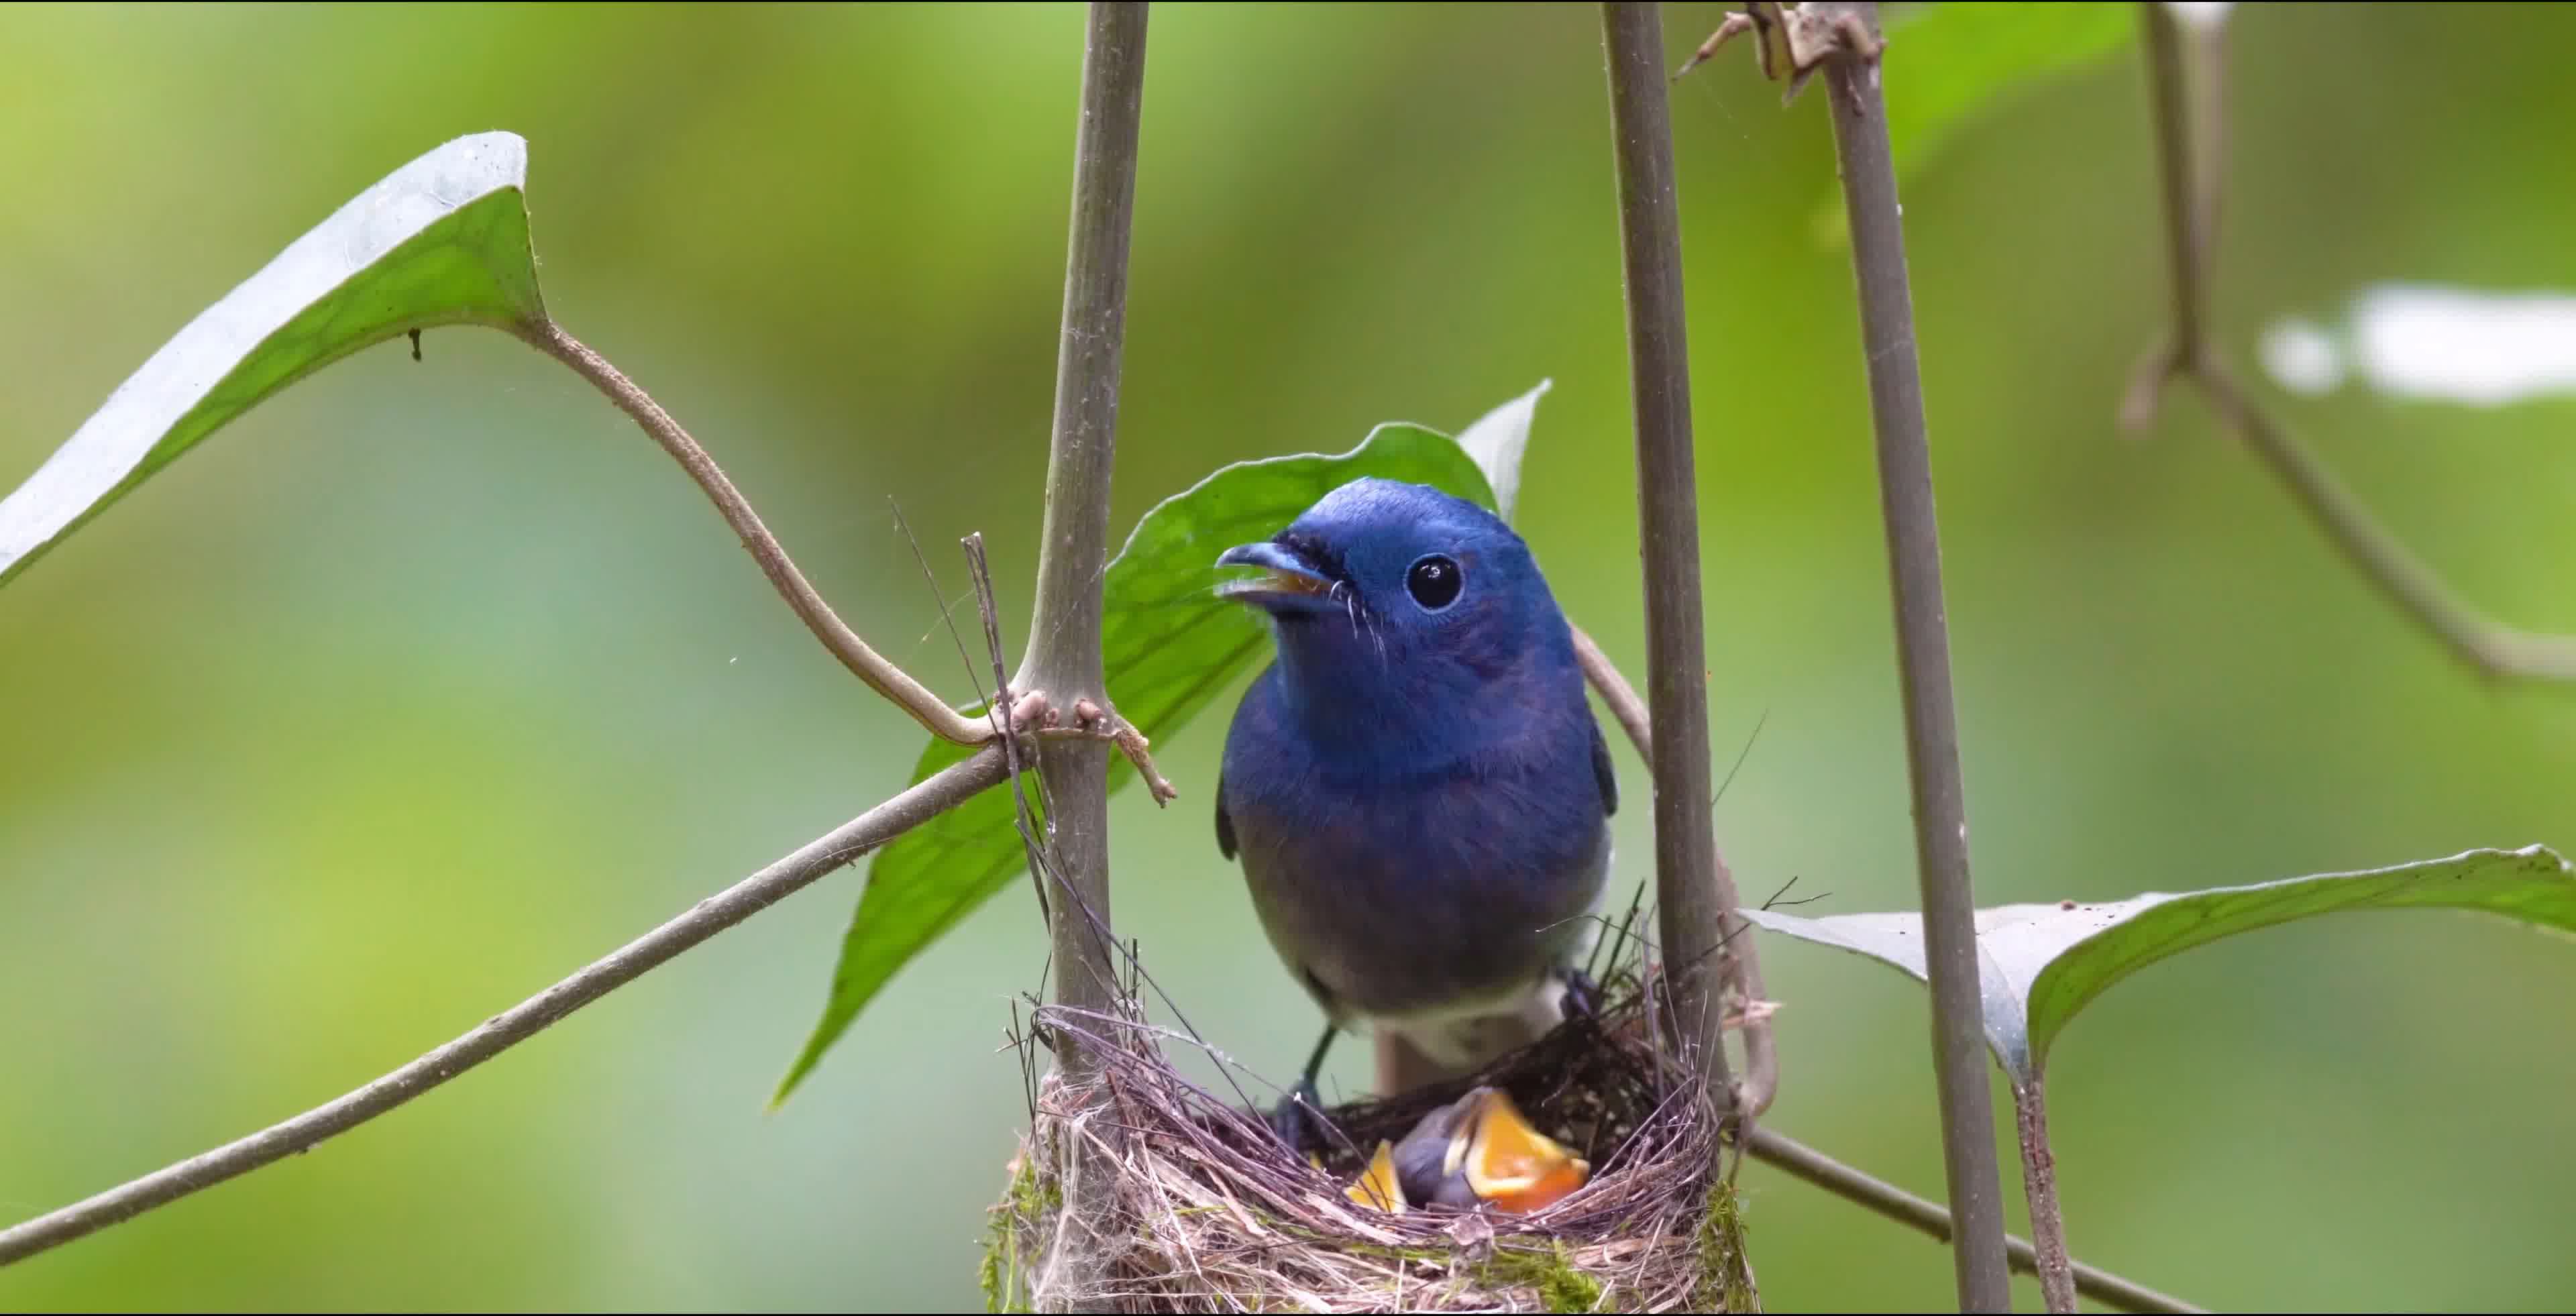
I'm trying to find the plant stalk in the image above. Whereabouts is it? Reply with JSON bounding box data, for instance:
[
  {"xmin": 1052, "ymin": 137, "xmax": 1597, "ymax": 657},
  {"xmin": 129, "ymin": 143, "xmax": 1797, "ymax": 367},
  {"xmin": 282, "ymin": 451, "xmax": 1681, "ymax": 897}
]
[
  {"xmin": 1598, "ymin": 1, "xmax": 1741, "ymax": 1111},
  {"xmin": 1818, "ymin": 7, "xmax": 2014, "ymax": 1308},
  {"xmin": 1021, "ymin": 4, "xmax": 1146, "ymax": 1307},
  {"xmin": 2124, "ymin": 1, "xmax": 2576, "ymax": 681},
  {"xmin": 1022, "ymin": 0, "xmax": 1147, "ymax": 1063},
  {"xmin": 1744, "ymin": 1126, "xmax": 2200, "ymax": 1313},
  {"xmin": 2014, "ymin": 1078, "xmax": 2078, "ymax": 1312}
]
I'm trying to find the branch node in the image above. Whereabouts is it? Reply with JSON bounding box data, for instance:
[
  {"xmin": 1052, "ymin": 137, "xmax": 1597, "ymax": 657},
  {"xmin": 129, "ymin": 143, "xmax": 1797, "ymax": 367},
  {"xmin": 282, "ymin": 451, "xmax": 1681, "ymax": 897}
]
[
  {"xmin": 1006, "ymin": 688, "xmax": 1177, "ymax": 805},
  {"xmin": 1688, "ymin": 3, "xmax": 1884, "ymax": 105}
]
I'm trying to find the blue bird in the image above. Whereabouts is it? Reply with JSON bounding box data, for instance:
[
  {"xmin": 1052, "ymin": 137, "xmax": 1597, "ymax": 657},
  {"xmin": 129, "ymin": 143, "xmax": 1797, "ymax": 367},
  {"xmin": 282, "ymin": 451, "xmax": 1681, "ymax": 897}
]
[{"xmin": 1213, "ymin": 478, "xmax": 1617, "ymax": 1148}]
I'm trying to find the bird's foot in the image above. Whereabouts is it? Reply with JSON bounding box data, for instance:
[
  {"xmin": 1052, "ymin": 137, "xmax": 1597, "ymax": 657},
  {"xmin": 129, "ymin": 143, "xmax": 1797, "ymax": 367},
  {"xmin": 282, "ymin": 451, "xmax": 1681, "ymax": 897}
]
[
  {"xmin": 1560, "ymin": 967, "xmax": 1605, "ymax": 1021},
  {"xmin": 1269, "ymin": 1079, "xmax": 1330, "ymax": 1156}
]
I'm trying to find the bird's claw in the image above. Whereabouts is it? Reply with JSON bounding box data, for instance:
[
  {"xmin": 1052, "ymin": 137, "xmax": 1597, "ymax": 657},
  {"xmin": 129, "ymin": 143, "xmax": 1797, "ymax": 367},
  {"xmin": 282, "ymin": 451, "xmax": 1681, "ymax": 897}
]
[
  {"xmin": 1270, "ymin": 1080, "xmax": 1329, "ymax": 1156},
  {"xmin": 1561, "ymin": 967, "xmax": 1605, "ymax": 1021}
]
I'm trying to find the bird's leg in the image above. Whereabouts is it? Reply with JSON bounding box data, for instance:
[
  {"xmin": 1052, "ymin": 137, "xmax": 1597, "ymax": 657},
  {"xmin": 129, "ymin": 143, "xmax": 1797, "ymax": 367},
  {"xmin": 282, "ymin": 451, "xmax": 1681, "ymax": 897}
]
[
  {"xmin": 1560, "ymin": 966, "xmax": 1605, "ymax": 1020},
  {"xmin": 1269, "ymin": 1024, "xmax": 1339, "ymax": 1153}
]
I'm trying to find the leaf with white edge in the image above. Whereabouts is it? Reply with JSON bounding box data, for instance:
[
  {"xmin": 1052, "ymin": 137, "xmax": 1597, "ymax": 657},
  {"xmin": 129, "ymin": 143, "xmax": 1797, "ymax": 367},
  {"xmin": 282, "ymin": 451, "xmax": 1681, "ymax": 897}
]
[
  {"xmin": 1452, "ymin": 379, "xmax": 1549, "ymax": 523},
  {"xmin": 0, "ymin": 131, "xmax": 545, "ymax": 585},
  {"xmin": 773, "ymin": 400, "xmax": 1540, "ymax": 1105},
  {"xmin": 1743, "ymin": 846, "xmax": 2575, "ymax": 1079}
]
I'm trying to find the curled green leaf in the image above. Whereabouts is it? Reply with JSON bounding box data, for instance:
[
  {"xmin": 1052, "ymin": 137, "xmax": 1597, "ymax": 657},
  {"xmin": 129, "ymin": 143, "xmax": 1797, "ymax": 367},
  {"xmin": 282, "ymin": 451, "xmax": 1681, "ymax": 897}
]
[{"xmin": 0, "ymin": 131, "xmax": 544, "ymax": 585}]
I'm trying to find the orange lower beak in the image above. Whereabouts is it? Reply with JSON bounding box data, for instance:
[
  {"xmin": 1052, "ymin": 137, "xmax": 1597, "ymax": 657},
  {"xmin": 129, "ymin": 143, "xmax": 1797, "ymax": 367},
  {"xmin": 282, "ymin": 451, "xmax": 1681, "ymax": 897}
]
[
  {"xmin": 1462, "ymin": 1089, "xmax": 1591, "ymax": 1213},
  {"xmin": 1346, "ymin": 1140, "xmax": 1408, "ymax": 1213}
]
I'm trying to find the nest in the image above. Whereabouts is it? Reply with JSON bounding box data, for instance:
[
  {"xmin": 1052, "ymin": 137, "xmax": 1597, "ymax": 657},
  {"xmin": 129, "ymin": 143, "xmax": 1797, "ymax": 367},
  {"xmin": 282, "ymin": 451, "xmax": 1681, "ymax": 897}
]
[{"xmin": 981, "ymin": 977, "xmax": 1758, "ymax": 1313}]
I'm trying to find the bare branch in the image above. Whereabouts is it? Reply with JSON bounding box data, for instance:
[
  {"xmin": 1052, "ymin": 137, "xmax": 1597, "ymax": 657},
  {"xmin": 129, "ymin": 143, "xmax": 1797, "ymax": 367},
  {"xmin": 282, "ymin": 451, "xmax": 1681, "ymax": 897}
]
[
  {"xmin": 2122, "ymin": 2, "xmax": 2576, "ymax": 683},
  {"xmin": 1021, "ymin": 0, "xmax": 1147, "ymax": 1068},
  {"xmin": 1570, "ymin": 623, "xmax": 1778, "ymax": 1117},
  {"xmin": 1021, "ymin": 4, "xmax": 1148, "ymax": 1305},
  {"xmin": 1806, "ymin": 3, "xmax": 2015, "ymax": 1306},
  {"xmin": 1599, "ymin": 0, "xmax": 1741, "ymax": 1117},
  {"xmin": 514, "ymin": 321, "xmax": 995, "ymax": 745},
  {"xmin": 0, "ymin": 748, "xmax": 1010, "ymax": 1268},
  {"xmin": 1743, "ymin": 1126, "xmax": 2204, "ymax": 1315}
]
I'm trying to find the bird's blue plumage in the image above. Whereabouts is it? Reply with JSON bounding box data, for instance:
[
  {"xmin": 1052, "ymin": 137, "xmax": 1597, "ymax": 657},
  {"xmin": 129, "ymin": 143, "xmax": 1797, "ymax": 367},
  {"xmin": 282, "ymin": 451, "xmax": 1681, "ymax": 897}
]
[{"xmin": 1214, "ymin": 478, "xmax": 1615, "ymax": 1087}]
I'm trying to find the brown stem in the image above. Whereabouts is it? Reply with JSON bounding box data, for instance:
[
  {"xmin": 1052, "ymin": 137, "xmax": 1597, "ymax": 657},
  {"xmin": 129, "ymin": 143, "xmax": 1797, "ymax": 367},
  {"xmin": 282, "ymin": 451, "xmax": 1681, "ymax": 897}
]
[
  {"xmin": 1599, "ymin": 0, "xmax": 1739, "ymax": 1115},
  {"xmin": 1022, "ymin": 0, "xmax": 1146, "ymax": 1071},
  {"xmin": 2124, "ymin": 1, "xmax": 2576, "ymax": 683},
  {"xmin": 1570, "ymin": 624, "xmax": 1778, "ymax": 1116},
  {"xmin": 513, "ymin": 321, "xmax": 994, "ymax": 745},
  {"xmin": 2015, "ymin": 1077, "xmax": 2079, "ymax": 1312},
  {"xmin": 0, "ymin": 749, "xmax": 1010, "ymax": 1268},
  {"xmin": 1743, "ymin": 1126, "xmax": 2203, "ymax": 1314},
  {"xmin": 1815, "ymin": 6, "xmax": 2013, "ymax": 1307},
  {"xmin": 1022, "ymin": 3, "xmax": 1147, "ymax": 1307}
]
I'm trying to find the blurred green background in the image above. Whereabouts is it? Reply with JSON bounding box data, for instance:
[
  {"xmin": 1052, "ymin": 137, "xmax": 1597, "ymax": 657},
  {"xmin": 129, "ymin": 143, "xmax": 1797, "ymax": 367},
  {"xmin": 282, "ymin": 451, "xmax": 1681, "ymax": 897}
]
[{"xmin": 5, "ymin": 3, "xmax": 2572, "ymax": 1309}]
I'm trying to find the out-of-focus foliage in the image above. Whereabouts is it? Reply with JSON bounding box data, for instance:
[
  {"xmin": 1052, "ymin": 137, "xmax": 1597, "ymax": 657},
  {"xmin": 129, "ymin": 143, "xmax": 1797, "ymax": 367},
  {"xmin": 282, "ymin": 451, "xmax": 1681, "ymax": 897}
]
[{"xmin": 3, "ymin": 4, "xmax": 2573, "ymax": 1310}]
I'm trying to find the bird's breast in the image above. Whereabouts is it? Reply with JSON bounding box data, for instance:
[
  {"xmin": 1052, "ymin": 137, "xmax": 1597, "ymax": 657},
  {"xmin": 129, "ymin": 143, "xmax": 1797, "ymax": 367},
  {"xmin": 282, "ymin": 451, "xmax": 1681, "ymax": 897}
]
[{"xmin": 1224, "ymin": 736, "xmax": 1610, "ymax": 1024}]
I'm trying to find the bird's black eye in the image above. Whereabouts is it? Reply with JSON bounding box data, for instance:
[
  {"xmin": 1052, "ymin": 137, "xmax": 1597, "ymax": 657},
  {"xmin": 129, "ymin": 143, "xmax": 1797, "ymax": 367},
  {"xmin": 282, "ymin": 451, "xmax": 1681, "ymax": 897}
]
[{"xmin": 1405, "ymin": 555, "xmax": 1463, "ymax": 610}]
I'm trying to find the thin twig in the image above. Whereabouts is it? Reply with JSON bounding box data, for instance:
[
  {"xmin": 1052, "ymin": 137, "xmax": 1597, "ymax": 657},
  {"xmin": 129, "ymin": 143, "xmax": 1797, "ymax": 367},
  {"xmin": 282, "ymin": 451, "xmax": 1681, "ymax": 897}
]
[
  {"xmin": 515, "ymin": 321, "xmax": 1191, "ymax": 784},
  {"xmin": 1599, "ymin": 0, "xmax": 1742, "ymax": 1121},
  {"xmin": 0, "ymin": 749, "xmax": 1010, "ymax": 1268},
  {"xmin": 1570, "ymin": 623, "xmax": 1778, "ymax": 1119},
  {"xmin": 512, "ymin": 321, "xmax": 992, "ymax": 746},
  {"xmin": 1807, "ymin": 4, "xmax": 2014, "ymax": 1307},
  {"xmin": 963, "ymin": 531, "xmax": 1055, "ymax": 926},
  {"xmin": 2121, "ymin": 1, "xmax": 2576, "ymax": 683},
  {"xmin": 1743, "ymin": 1127, "xmax": 2204, "ymax": 1315}
]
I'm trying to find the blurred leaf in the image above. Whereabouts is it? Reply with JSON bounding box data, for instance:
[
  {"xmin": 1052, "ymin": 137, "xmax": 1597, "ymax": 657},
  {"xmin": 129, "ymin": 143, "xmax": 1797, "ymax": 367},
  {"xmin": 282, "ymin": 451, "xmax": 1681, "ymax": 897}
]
[
  {"xmin": 0, "ymin": 131, "xmax": 544, "ymax": 586},
  {"xmin": 1452, "ymin": 378, "xmax": 1549, "ymax": 523},
  {"xmin": 1813, "ymin": 3, "xmax": 2139, "ymax": 242},
  {"xmin": 1742, "ymin": 845, "xmax": 2576, "ymax": 1078},
  {"xmin": 775, "ymin": 402, "xmax": 1537, "ymax": 1103}
]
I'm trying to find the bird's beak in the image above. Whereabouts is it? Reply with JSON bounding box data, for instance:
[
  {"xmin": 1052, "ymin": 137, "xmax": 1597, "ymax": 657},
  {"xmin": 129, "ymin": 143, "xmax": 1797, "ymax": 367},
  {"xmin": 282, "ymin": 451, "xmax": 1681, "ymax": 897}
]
[
  {"xmin": 1345, "ymin": 1140, "xmax": 1407, "ymax": 1212},
  {"xmin": 1458, "ymin": 1088, "xmax": 1590, "ymax": 1213},
  {"xmin": 1215, "ymin": 540, "xmax": 1337, "ymax": 612},
  {"xmin": 1385, "ymin": 1085, "xmax": 1591, "ymax": 1214}
]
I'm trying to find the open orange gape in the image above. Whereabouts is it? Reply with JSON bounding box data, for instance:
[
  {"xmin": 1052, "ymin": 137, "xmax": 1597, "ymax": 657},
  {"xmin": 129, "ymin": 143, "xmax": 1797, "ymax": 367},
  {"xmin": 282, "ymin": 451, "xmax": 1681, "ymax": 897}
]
[{"xmin": 1344, "ymin": 1086, "xmax": 1591, "ymax": 1215}]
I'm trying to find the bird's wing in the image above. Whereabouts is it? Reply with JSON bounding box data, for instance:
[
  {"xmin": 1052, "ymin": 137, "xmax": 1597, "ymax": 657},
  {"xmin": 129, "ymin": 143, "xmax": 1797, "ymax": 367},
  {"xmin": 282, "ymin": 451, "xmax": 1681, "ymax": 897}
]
[
  {"xmin": 1215, "ymin": 767, "xmax": 1238, "ymax": 859},
  {"xmin": 1589, "ymin": 717, "xmax": 1619, "ymax": 817}
]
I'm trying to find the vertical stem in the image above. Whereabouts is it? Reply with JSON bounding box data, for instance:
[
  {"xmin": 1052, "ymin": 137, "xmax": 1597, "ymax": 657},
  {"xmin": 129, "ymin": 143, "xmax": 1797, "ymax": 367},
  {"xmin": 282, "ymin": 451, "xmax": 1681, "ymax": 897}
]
[
  {"xmin": 1817, "ymin": 10, "xmax": 2014, "ymax": 1310},
  {"xmin": 1599, "ymin": 3, "xmax": 1737, "ymax": 1105},
  {"xmin": 2139, "ymin": 1, "xmax": 2206, "ymax": 366},
  {"xmin": 1022, "ymin": 0, "xmax": 1148, "ymax": 1051},
  {"xmin": 1023, "ymin": 5, "xmax": 1145, "ymax": 1308},
  {"xmin": 2015, "ymin": 1077, "xmax": 2078, "ymax": 1313}
]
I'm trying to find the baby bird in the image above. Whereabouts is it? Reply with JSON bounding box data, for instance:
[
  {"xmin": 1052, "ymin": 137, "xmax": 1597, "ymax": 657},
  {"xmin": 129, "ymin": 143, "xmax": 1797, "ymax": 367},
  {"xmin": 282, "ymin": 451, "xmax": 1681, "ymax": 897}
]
[{"xmin": 1214, "ymin": 478, "xmax": 1615, "ymax": 1146}]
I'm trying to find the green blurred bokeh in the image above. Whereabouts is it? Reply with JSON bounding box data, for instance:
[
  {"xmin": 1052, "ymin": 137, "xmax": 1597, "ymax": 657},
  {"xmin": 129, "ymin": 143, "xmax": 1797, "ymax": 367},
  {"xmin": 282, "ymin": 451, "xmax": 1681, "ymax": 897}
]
[{"xmin": 5, "ymin": 3, "xmax": 2572, "ymax": 1309}]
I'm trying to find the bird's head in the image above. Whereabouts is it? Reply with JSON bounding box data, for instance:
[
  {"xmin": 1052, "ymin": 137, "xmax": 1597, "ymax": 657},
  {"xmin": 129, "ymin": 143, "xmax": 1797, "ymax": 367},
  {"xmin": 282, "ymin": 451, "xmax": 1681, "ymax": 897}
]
[{"xmin": 1216, "ymin": 478, "xmax": 1564, "ymax": 701}]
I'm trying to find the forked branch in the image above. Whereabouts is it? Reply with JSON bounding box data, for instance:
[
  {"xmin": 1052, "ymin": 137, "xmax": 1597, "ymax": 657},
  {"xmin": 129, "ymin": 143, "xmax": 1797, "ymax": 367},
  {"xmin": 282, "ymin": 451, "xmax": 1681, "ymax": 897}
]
[{"xmin": 2121, "ymin": 1, "xmax": 2576, "ymax": 683}]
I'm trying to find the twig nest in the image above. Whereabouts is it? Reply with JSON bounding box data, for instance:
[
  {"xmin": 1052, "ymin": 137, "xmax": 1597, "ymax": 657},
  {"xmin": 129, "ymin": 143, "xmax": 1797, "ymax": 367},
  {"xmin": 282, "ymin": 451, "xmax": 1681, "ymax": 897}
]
[{"xmin": 983, "ymin": 991, "xmax": 1757, "ymax": 1313}]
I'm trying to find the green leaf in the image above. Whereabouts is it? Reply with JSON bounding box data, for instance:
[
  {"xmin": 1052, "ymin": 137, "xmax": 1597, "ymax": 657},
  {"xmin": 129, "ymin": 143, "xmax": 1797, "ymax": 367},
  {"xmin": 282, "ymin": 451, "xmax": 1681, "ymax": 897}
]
[
  {"xmin": 773, "ymin": 395, "xmax": 1540, "ymax": 1105},
  {"xmin": 0, "ymin": 131, "xmax": 544, "ymax": 586},
  {"xmin": 1813, "ymin": 3, "xmax": 2140, "ymax": 243},
  {"xmin": 1741, "ymin": 846, "xmax": 2576, "ymax": 1079}
]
